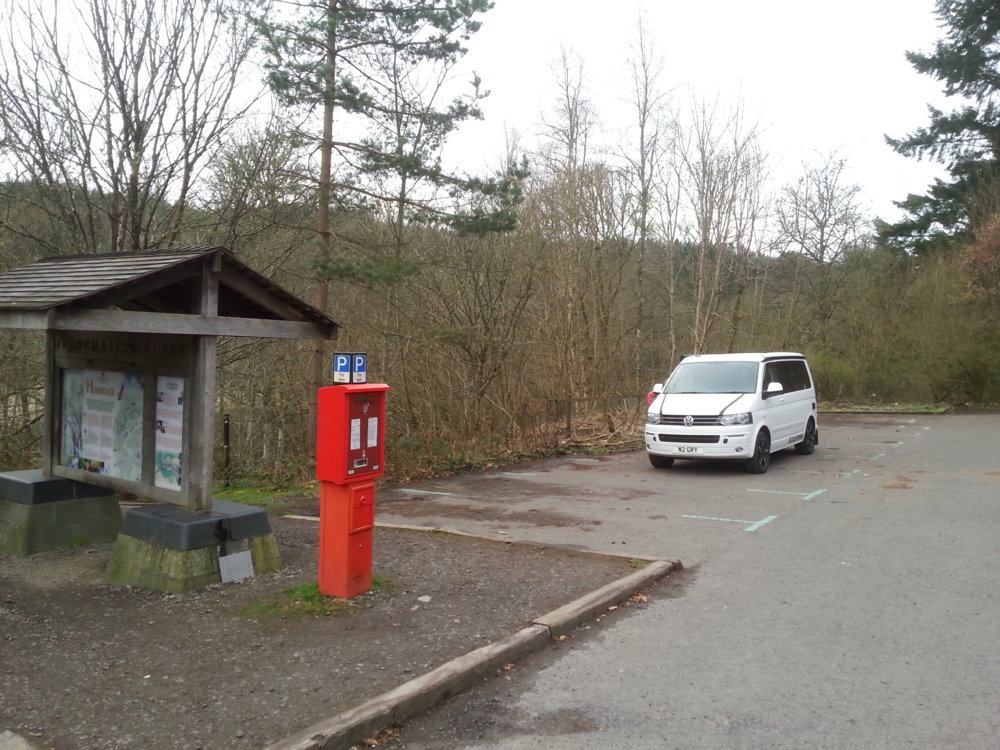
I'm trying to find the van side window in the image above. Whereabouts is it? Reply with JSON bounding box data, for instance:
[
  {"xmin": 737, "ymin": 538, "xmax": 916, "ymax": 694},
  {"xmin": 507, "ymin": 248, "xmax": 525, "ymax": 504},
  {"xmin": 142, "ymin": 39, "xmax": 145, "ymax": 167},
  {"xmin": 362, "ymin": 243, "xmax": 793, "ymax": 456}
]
[
  {"xmin": 793, "ymin": 361, "xmax": 811, "ymax": 391},
  {"xmin": 763, "ymin": 360, "xmax": 811, "ymax": 394},
  {"xmin": 778, "ymin": 360, "xmax": 810, "ymax": 392}
]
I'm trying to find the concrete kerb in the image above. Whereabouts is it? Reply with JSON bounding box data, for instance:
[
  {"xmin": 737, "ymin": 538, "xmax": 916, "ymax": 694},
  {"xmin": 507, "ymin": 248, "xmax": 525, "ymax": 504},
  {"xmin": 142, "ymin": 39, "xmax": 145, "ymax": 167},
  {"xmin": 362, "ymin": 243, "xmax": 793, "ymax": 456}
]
[{"xmin": 265, "ymin": 555, "xmax": 681, "ymax": 750}]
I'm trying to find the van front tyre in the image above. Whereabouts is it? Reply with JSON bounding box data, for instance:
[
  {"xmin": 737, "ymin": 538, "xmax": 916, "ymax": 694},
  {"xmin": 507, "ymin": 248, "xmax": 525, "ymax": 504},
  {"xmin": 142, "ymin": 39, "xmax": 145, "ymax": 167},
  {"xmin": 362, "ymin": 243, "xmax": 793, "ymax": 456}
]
[
  {"xmin": 649, "ymin": 454, "xmax": 675, "ymax": 469},
  {"xmin": 744, "ymin": 430, "xmax": 771, "ymax": 474}
]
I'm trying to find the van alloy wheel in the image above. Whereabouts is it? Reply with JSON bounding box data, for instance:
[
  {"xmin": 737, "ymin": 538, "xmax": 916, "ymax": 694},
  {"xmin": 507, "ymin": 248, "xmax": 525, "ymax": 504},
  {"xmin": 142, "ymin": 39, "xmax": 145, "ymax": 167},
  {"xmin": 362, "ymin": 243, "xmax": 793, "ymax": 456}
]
[
  {"xmin": 795, "ymin": 419, "xmax": 817, "ymax": 455},
  {"xmin": 745, "ymin": 430, "xmax": 771, "ymax": 474}
]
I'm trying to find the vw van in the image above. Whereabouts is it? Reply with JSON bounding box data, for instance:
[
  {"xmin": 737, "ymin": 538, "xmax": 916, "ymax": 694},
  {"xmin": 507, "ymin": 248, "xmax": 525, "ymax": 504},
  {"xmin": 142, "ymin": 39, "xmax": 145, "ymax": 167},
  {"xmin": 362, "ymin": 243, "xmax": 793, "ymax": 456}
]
[{"xmin": 645, "ymin": 352, "xmax": 818, "ymax": 474}]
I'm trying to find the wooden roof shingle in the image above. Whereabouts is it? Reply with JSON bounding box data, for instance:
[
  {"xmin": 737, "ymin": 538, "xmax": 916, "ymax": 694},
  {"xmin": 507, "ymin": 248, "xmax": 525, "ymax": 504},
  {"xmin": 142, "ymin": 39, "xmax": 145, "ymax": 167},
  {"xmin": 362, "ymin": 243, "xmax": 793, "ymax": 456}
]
[{"xmin": 0, "ymin": 247, "xmax": 338, "ymax": 340}]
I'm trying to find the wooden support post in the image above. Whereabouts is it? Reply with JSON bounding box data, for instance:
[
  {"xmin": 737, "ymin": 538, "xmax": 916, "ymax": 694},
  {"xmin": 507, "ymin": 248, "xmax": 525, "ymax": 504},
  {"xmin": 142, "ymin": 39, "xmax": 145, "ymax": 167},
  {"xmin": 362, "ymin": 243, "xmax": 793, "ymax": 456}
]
[{"xmin": 186, "ymin": 257, "xmax": 220, "ymax": 510}]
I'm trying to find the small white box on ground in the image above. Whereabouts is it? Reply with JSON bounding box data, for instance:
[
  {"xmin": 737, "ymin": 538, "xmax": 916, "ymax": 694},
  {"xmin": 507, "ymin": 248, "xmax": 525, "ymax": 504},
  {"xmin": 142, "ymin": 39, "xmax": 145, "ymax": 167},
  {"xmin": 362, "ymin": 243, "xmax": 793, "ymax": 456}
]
[{"xmin": 219, "ymin": 549, "xmax": 254, "ymax": 583}]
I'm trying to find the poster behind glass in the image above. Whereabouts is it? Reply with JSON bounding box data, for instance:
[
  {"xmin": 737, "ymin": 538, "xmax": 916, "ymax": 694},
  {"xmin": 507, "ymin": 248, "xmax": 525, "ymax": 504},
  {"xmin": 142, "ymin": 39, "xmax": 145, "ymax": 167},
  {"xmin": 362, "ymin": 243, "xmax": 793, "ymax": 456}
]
[
  {"xmin": 61, "ymin": 369, "xmax": 143, "ymax": 481},
  {"xmin": 155, "ymin": 376, "xmax": 185, "ymax": 490}
]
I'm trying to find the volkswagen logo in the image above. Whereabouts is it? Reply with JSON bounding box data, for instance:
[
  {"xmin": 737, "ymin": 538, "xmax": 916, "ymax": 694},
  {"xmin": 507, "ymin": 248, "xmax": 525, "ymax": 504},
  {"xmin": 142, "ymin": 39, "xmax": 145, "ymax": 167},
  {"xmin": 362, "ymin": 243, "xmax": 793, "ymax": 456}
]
[{"xmin": 683, "ymin": 415, "xmax": 694, "ymax": 427}]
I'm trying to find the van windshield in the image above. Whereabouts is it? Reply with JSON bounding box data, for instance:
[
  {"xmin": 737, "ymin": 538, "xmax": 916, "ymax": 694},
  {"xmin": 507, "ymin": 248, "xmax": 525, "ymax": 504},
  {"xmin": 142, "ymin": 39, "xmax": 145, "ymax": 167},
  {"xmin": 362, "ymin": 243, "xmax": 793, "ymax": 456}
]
[{"xmin": 664, "ymin": 361, "xmax": 759, "ymax": 394}]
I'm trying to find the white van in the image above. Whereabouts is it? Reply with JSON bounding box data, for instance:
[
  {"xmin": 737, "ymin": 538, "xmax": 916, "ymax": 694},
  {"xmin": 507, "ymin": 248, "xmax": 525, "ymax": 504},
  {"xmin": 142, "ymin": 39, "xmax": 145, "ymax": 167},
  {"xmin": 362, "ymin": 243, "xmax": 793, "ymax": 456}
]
[{"xmin": 645, "ymin": 352, "xmax": 818, "ymax": 474}]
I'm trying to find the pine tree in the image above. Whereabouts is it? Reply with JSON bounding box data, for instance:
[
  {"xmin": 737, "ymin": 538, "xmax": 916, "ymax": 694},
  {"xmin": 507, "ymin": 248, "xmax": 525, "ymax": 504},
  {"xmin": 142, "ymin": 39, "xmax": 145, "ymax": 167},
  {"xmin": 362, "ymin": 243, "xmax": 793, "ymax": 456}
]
[
  {"xmin": 880, "ymin": 0, "xmax": 1000, "ymax": 254},
  {"xmin": 252, "ymin": 0, "xmax": 525, "ymax": 445},
  {"xmin": 253, "ymin": 0, "xmax": 523, "ymax": 275}
]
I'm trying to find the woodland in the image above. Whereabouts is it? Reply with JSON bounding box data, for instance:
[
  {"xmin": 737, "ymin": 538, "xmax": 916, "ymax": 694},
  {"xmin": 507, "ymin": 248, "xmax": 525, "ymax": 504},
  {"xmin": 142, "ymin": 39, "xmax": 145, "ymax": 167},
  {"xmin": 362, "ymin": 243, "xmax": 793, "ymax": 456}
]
[{"xmin": 0, "ymin": 0, "xmax": 998, "ymax": 482}]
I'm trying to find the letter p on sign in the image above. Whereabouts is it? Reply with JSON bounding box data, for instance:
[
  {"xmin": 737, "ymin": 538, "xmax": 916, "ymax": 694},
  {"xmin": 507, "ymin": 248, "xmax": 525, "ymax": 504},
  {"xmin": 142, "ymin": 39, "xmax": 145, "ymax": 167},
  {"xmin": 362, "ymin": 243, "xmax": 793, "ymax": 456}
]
[{"xmin": 333, "ymin": 353, "xmax": 352, "ymax": 384}]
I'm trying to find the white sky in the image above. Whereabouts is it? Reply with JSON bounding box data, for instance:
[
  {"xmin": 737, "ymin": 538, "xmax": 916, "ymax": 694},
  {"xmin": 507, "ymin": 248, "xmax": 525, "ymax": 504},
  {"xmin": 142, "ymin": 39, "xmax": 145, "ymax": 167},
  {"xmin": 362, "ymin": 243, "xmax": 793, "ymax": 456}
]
[{"xmin": 444, "ymin": 0, "xmax": 953, "ymax": 224}]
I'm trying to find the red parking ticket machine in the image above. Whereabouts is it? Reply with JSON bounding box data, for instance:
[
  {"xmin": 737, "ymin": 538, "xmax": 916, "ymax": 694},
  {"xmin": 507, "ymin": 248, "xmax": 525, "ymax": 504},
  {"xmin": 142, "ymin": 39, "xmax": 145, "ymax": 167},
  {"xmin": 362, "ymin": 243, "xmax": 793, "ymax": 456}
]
[
  {"xmin": 316, "ymin": 383, "xmax": 389, "ymax": 598},
  {"xmin": 317, "ymin": 384, "xmax": 389, "ymax": 483}
]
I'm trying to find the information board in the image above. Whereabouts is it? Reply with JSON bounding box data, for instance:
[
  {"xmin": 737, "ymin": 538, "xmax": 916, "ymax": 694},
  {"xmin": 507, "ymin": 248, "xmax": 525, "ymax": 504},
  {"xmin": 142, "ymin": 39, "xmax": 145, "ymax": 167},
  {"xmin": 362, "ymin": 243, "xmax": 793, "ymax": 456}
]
[
  {"xmin": 61, "ymin": 369, "xmax": 144, "ymax": 482},
  {"xmin": 154, "ymin": 376, "xmax": 185, "ymax": 490}
]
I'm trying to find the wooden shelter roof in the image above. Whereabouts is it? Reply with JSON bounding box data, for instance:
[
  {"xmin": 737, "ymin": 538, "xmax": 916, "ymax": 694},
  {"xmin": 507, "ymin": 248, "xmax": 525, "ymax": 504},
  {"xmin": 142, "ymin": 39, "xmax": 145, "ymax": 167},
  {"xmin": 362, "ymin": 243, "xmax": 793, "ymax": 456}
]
[{"xmin": 0, "ymin": 247, "xmax": 338, "ymax": 340}]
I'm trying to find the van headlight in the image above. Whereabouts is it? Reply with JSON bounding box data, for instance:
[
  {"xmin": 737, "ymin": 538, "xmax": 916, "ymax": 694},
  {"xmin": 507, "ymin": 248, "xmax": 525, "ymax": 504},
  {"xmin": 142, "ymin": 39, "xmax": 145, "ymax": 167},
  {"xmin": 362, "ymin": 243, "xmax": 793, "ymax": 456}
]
[
  {"xmin": 646, "ymin": 413, "xmax": 663, "ymax": 425},
  {"xmin": 720, "ymin": 412, "xmax": 752, "ymax": 426}
]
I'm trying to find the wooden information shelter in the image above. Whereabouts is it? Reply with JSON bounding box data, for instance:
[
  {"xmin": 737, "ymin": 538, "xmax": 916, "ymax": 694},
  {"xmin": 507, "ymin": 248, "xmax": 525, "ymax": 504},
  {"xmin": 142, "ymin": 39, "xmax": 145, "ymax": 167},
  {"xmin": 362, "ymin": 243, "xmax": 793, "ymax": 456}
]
[{"xmin": 0, "ymin": 247, "xmax": 338, "ymax": 591}]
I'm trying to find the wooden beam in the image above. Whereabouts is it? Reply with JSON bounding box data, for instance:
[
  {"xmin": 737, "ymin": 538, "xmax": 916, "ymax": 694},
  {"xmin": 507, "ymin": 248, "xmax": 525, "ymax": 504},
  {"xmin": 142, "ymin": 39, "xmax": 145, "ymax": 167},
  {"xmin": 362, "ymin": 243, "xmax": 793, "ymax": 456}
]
[
  {"xmin": 218, "ymin": 266, "xmax": 310, "ymax": 321},
  {"xmin": 48, "ymin": 308, "xmax": 336, "ymax": 340},
  {"xmin": 0, "ymin": 310, "xmax": 51, "ymax": 329}
]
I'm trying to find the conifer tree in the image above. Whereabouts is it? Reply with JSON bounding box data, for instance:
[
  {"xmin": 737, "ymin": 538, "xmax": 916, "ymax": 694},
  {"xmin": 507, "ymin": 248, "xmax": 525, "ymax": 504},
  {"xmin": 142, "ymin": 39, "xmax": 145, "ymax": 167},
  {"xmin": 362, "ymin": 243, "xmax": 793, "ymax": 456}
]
[
  {"xmin": 253, "ymin": 0, "xmax": 523, "ymax": 278},
  {"xmin": 252, "ymin": 0, "xmax": 525, "ymax": 443},
  {"xmin": 881, "ymin": 0, "xmax": 1000, "ymax": 254}
]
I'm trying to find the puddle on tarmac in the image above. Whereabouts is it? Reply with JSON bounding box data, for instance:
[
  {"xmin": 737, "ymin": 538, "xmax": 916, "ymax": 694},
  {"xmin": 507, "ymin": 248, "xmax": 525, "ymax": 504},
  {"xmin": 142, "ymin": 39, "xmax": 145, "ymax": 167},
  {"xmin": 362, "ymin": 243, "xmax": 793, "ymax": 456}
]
[
  {"xmin": 377, "ymin": 497, "xmax": 602, "ymax": 528},
  {"xmin": 656, "ymin": 565, "xmax": 698, "ymax": 599}
]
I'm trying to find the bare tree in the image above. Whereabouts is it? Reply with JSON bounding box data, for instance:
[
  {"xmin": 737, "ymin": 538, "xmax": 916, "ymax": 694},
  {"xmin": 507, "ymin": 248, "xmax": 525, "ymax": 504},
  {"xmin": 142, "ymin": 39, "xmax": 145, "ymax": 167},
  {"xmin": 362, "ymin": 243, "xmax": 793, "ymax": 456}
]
[
  {"xmin": 198, "ymin": 118, "xmax": 315, "ymax": 272},
  {"xmin": 776, "ymin": 152, "xmax": 864, "ymax": 346},
  {"xmin": 778, "ymin": 152, "xmax": 861, "ymax": 264},
  {"xmin": 0, "ymin": 0, "xmax": 259, "ymax": 256},
  {"xmin": 673, "ymin": 96, "xmax": 766, "ymax": 353},
  {"xmin": 622, "ymin": 17, "xmax": 673, "ymax": 380},
  {"xmin": 531, "ymin": 50, "xmax": 597, "ymax": 400}
]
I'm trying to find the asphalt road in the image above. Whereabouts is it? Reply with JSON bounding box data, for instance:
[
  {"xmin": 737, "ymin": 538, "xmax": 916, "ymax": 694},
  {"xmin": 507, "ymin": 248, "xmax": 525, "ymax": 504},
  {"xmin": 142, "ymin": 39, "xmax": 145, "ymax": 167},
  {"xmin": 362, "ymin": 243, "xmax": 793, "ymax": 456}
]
[{"xmin": 379, "ymin": 412, "xmax": 1000, "ymax": 749}]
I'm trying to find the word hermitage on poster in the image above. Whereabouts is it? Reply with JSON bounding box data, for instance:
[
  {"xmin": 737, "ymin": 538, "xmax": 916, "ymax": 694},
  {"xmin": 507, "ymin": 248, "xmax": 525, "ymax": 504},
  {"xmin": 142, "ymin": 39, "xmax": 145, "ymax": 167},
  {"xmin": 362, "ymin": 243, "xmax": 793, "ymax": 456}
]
[{"xmin": 61, "ymin": 369, "xmax": 144, "ymax": 481}]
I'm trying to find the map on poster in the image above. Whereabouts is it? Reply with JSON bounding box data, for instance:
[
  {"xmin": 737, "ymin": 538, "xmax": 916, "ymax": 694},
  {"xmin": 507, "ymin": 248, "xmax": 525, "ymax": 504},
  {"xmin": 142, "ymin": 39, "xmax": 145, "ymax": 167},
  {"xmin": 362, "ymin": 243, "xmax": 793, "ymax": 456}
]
[
  {"xmin": 61, "ymin": 369, "xmax": 143, "ymax": 481},
  {"xmin": 155, "ymin": 376, "xmax": 185, "ymax": 490}
]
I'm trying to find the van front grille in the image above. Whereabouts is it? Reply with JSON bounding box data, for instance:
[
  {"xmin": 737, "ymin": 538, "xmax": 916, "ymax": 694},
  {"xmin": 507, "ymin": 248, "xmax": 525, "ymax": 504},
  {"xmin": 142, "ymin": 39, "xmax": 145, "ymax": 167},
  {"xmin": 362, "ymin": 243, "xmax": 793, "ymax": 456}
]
[
  {"xmin": 657, "ymin": 415, "xmax": 724, "ymax": 426},
  {"xmin": 657, "ymin": 434, "xmax": 720, "ymax": 444}
]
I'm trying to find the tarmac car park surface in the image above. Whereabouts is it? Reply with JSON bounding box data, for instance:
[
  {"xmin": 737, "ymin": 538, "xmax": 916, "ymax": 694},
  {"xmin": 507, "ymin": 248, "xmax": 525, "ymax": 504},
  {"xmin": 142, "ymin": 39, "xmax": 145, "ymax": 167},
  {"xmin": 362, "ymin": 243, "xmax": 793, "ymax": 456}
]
[
  {"xmin": 379, "ymin": 412, "xmax": 898, "ymax": 565},
  {"xmin": 379, "ymin": 411, "xmax": 1000, "ymax": 749}
]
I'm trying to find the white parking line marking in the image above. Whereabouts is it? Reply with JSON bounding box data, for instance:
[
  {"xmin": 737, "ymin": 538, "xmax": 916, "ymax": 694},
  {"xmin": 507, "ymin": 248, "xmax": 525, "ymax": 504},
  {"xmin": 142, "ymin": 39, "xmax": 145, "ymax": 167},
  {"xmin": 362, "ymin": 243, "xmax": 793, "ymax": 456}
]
[
  {"xmin": 502, "ymin": 472, "xmax": 540, "ymax": 476},
  {"xmin": 746, "ymin": 488, "xmax": 827, "ymax": 500},
  {"xmin": 745, "ymin": 515, "xmax": 778, "ymax": 531},
  {"xmin": 397, "ymin": 489, "xmax": 453, "ymax": 496},
  {"xmin": 682, "ymin": 514, "xmax": 777, "ymax": 532}
]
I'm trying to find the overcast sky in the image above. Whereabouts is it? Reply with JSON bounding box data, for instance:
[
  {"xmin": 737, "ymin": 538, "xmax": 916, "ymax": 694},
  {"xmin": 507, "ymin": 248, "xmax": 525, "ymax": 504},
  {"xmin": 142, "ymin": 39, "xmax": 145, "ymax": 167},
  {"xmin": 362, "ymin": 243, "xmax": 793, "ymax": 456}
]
[{"xmin": 444, "ymin": 0, "xmax": 953, "ymax": 223}]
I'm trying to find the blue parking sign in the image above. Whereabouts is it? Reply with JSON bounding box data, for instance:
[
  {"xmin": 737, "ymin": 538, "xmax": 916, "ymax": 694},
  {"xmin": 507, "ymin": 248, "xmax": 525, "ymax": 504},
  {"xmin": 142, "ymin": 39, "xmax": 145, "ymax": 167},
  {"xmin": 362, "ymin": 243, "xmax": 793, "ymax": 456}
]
[
  {"xmin": 333, "ymin": 352, "xmax": 367, "ymax": 384},
  {"xmin": 353, "ymin": 354, "xmax": 367, "ymax": 383},
  {"xmin": 333, "ymin": 353, "xmax": 352, "ymax": 383}
]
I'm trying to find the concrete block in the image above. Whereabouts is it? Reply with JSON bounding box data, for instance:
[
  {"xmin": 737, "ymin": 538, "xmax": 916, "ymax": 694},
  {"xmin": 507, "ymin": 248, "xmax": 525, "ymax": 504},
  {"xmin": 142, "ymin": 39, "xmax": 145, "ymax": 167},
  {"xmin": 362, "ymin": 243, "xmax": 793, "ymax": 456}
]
[
  {"xmin": 106, "ymin": 534, "xmax": 220, "ymax": 593},
  {"xmin": 119, "ymin": 499, "xmax": 273, "ymax": 551},
  {"xmin": 0, "ymin": 495, "xmax": 122, "ymax": 556},
  {"xmin": 106, "ymin": 499, "xmax": 281, "ymax": 592},
  {"xmin": 0, "ymin": 470, "xmax": 115, "ymax": 504}
]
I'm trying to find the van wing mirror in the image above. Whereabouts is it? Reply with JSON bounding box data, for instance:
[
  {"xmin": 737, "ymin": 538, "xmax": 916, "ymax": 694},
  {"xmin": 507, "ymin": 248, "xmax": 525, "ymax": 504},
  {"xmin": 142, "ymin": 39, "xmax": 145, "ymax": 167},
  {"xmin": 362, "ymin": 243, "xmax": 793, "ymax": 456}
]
[
  {"xmin": 765, "ymin": 381, "xmax": 784, "ymax": 395},
  {"xmin": 652, "ymin": 383, "xmax": 663, "ymax": 394}
]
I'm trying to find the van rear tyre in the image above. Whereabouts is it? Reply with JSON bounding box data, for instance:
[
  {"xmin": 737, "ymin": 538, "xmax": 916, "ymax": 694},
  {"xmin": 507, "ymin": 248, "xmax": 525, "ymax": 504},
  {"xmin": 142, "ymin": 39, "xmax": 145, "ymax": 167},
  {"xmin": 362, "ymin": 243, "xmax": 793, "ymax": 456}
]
[{"xmin": 794, "ymin": 419, "xmax": 817, "ymax": 455}]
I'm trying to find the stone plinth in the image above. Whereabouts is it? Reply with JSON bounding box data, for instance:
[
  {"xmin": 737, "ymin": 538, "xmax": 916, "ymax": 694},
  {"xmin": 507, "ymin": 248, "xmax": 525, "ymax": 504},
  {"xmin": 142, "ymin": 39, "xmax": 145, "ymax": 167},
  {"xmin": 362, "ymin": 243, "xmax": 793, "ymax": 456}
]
[
  {"xmin": 0, "ymin": 469, "xmax": 122, "ymax": 556},
  {"xmin": 106, "ymin": 498, "xmax": 282, "ymax": 593}
]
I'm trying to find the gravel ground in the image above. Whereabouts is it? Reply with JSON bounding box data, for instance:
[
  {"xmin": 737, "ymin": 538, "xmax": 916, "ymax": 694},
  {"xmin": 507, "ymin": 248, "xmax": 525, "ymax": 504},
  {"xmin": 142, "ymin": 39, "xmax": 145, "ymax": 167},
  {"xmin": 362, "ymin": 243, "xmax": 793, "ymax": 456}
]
[{"xmin": 0, "ymin": 495, "xmax": 637, "ymax": 750}]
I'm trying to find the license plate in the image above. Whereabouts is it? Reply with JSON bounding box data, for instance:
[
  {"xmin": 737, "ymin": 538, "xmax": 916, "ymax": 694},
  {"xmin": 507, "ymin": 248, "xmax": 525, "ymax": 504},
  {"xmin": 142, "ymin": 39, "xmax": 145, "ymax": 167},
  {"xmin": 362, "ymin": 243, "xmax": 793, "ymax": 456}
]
[{"xmin": 676, "ymin": 446, "xmax": 701, "ymax": 454}]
